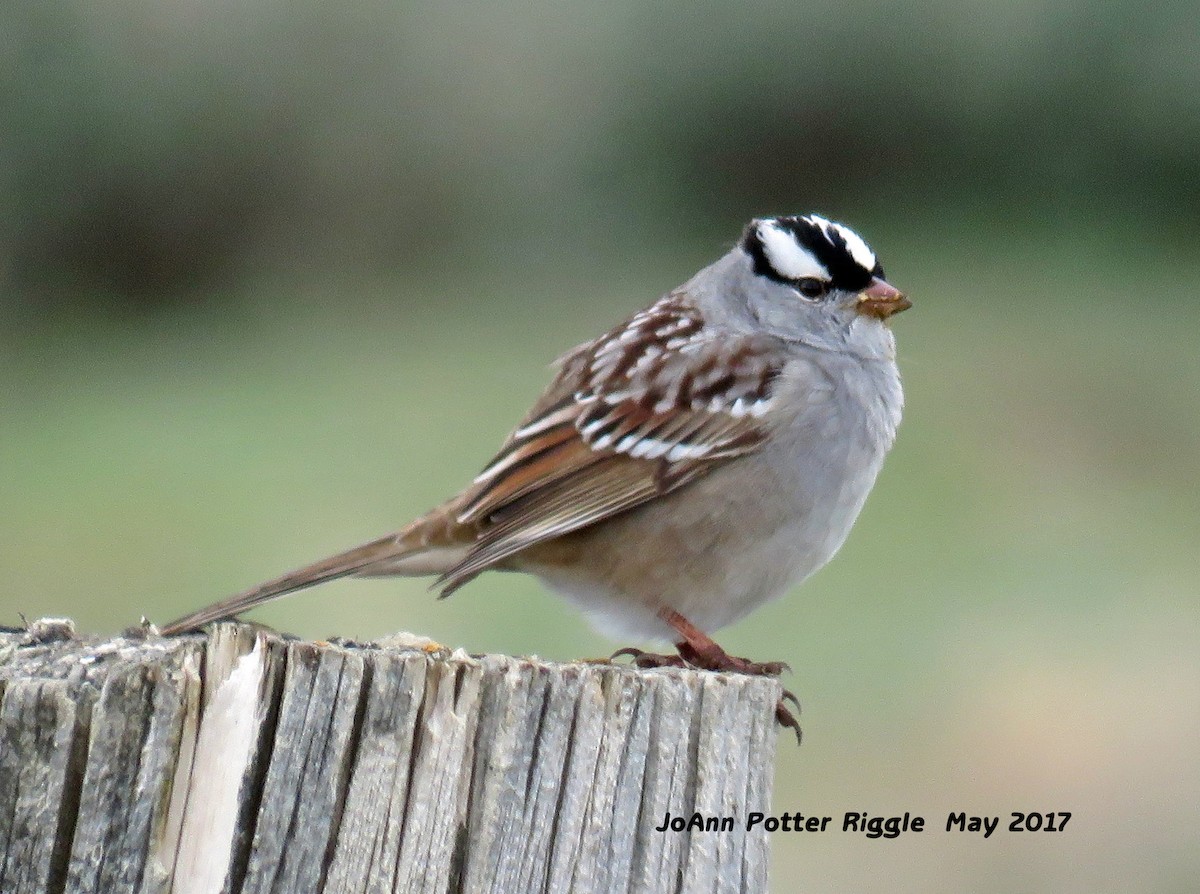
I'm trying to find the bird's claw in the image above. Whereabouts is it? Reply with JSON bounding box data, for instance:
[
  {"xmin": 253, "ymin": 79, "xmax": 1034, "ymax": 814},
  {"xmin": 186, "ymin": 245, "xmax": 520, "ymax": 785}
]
[
  {"xmin": 775, "ymin": 692, "xmax": 803, "ymax": 745},
  {"xmin": 608, "ymin": 647, "xmax": 688, "ymax": 669}
]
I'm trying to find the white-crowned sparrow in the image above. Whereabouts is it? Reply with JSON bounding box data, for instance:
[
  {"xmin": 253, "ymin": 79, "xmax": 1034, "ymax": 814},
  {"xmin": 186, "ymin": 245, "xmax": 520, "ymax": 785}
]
[{"xmin": 160, "ymin": 214, "xmax": 909, "ymax": 737}]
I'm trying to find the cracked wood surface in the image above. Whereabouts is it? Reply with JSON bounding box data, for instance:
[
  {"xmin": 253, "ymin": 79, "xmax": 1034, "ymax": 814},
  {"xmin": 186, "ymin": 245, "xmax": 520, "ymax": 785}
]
[{"xmin": 0, "ymin": 621, "xmax": 779, "ymax": 894}]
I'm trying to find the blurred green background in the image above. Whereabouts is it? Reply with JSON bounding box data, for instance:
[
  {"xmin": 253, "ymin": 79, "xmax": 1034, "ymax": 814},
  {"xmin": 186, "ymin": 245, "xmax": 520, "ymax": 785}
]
[{"xmin": 2, "ymin": 2, "xmax": 1198, "ymax": 891}]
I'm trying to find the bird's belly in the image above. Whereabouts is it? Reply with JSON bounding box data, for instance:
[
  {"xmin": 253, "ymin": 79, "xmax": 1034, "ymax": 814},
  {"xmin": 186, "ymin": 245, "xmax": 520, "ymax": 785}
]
[{"xmin": 524, "ymin": 430, "xmax": 887, "ymax": 643}]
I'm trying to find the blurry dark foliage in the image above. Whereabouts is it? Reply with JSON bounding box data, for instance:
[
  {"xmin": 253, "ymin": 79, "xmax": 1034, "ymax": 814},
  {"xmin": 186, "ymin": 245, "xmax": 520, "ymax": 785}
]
[{"xmin": 1, "ymin": 1, "xmax": 1195, "ymax": 312}]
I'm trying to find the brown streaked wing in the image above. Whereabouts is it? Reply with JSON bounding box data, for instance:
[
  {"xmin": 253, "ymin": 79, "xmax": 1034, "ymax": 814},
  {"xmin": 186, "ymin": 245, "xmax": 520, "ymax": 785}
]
[
  {"xmin": 436, "ymin": 454, "xmax": 711, "ymax": 595},
  {"xmin": 456, "ymin": 409, "xmax": 602, "ymax": 524},
  {"xmin": 433, "ymin": 309, "xmax": 784, "ymax": 595}
]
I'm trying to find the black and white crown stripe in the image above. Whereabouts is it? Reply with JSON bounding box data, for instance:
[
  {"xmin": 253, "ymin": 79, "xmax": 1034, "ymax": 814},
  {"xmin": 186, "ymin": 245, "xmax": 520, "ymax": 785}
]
[
  {"xmin": 806, "ymin": 214, "xmax": 877, "ymax": 271},
  {"xmin": 743, "ymin": 214, "xmax": 883, "ymax": 292},
  {"xmin": 755, "ymin": 221, "xmax": 831, "ymax": 282}
]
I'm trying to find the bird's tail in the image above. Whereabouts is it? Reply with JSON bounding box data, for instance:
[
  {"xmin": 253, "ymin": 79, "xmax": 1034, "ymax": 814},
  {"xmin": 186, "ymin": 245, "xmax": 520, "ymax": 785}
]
[{"xmin": 158, "ymin": 509, "xmax": 470, "ymax": 635}]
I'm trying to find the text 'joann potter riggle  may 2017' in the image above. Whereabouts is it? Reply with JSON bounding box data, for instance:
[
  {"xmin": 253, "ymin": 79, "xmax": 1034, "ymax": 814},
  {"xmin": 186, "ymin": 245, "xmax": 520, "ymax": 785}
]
[{"xmin": 654, "ymin": 811, "xmax": 1072, "ymax": 839}]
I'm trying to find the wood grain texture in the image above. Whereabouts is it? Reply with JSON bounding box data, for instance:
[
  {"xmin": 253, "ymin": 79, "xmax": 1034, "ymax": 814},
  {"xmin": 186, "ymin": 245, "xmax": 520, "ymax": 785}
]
[{"xmin": 0, "ymin": 621, "xmax": 780, "ymax": 893}]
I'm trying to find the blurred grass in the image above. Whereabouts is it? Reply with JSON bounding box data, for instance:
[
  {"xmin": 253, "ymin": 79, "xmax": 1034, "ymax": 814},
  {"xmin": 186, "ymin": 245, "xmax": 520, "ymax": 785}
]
[{"xmin": 2, "ymin": 221, "xmax": 1198, "ymax": 890}]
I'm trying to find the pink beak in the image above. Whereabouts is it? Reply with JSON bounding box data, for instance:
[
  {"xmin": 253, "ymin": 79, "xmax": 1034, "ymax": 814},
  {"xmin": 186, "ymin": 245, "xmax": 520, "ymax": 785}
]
[{"xmin": 856, "ymin": 277, "xmax": 912, "ymax": 320}]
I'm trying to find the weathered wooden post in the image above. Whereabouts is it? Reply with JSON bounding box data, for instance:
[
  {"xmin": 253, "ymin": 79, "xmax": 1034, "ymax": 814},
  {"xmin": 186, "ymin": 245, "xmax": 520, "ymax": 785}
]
[{"xmin": 0, "ymin": 620, "xmax": 780, "ymax": 894}]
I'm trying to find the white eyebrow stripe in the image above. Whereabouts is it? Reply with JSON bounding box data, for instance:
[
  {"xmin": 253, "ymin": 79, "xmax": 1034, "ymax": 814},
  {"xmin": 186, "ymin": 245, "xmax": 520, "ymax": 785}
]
[{"xmin": 757, "ymin": 221, "xmax": 829, "ymax": 281}]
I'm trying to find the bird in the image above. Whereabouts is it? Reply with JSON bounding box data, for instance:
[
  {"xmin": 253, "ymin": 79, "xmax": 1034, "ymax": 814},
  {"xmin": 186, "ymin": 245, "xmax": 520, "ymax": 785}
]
[{"xmin": 159, "ymin": 213, "xmax": 910, "ymax": 739}]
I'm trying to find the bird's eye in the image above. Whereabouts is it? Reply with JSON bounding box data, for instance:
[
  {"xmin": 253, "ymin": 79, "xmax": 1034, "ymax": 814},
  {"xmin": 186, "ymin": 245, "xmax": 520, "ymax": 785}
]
[{"xmin": 795, "ymin": 278, "xmax": 828, "ymax": 299}]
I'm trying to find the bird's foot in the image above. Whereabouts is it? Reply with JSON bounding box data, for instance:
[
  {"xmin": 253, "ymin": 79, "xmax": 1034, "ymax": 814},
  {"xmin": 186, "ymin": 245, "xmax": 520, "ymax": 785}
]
[
  {"xmin": 611, "ymin": 643, "xmax": 802, "ymax": 745},
  {"xmin": 607, "ymin": 646, "xmax": 688, "ymax": 669},
  {"xmin": 657, "ymin": 607, "xmax": 803, "ymax": 745},
  {"xmin": 673, "ymin": 640, "xmax": 802, "ymax": 745},
  {"xmin": 608, "ymin": 644, "xmax": 786, "ymax": 677},
  {"xmin": 675, "ymin": 640, "xmax": 790, "ymax": 676}
]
